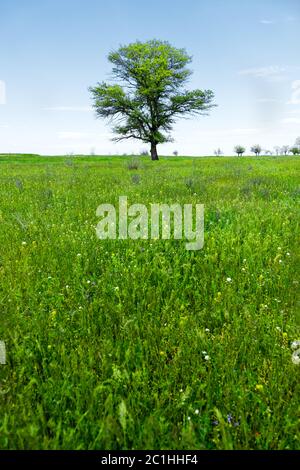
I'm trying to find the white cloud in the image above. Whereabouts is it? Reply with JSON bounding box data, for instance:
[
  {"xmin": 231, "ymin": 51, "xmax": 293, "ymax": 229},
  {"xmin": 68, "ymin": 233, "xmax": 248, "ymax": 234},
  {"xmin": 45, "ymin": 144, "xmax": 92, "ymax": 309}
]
[
  {"xmin": 287, "ymin": 80, "xmax": 300, "ymax": 104},
  {"xmin": 44, "ymin": 106, "xmax": 92, "ymax": 112},
  {"xmin": 238, "ymin": 66, "xmax": 286, "ymax": 81},
  {"xmin": 0, "ymin": 81, "xmax": 6, "ymax": 105},
  {"xmin": 260, "ymin": 19, "xmax": 275, "ymax": 24},
  {"xmin": 281, "ymin": 117, "xmax": 300, "ymax": 124}
]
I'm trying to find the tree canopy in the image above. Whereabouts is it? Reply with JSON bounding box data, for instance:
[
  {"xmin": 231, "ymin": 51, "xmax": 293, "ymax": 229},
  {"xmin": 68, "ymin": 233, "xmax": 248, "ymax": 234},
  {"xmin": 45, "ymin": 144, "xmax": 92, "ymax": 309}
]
[{"xmin": 89, "ymin": 39, "xmax": 216, "ymax": 159}]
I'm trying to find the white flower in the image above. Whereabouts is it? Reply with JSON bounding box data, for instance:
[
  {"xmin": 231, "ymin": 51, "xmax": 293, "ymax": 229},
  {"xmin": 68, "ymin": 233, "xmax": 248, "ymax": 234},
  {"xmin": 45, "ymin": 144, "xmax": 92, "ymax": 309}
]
[
  {"xmin": 276, "ymin": 326, "xmax": 281, "ymax": 331},
  {"xmin": 21, "ymin": 241, "xmax": 27, "ymax": 245},
  {"xmin": 286, "ymin": 252, "xmax": 290, "ymax": 256},
  {"xmin": 187, "ymin": 416, "xmax": 191, "ymax": 421},
  {"xmin": 292, "ymin": 351, "xmax": 300, "ymax": 365},
  {"xmin": 114, "ymin": 286, "xmax": 119, "ymax": 291},
  {"xmin": 195, "ymin": 409, "xmax": 200, "ymax": 415},
  {"xmin": 278, "ymin": 259, "xmax": 282, "ymax": 264},
  {"xmin": 291, "ymin": 340, "xmax": 300, "ymax": 350},
  {"xmin": 86, "ymin": 280, "xmax": 91, "ymax": 284},
  {"xmin": 204, "ymin": 355, "xmax": 210, "ymax": 361},
  {"xmin": 241, "ymin": 267, "xmax": 246, "ymax": 272},
  {"xmin": 226, "ymin": 277, "xmax": 232, "ymax": 283},
  {"xmin": 205, "ymin": 328, "xmax": 210, "ymax": 332},
  {"xmin": 202, "ymin": 351, "xmax": 207, "ymax": 355},
  {"xmin": 77, "ymin": 253, "xmax": 82, "ymax": 257}
]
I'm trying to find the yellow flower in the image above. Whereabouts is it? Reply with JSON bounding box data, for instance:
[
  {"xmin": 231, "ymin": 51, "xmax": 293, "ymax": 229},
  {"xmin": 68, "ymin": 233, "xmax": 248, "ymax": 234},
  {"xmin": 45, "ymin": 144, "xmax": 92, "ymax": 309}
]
[{"xmin": 255, "ymin": 384, "xmax": 263, "ymax": 392}]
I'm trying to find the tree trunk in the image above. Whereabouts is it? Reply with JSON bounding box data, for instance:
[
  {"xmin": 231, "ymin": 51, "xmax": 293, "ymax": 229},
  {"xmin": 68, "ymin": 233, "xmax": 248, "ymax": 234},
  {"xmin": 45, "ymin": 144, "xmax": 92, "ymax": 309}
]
[{"xmin": 151, "ymin": 142, "xmax": 159, "ymax": 160}]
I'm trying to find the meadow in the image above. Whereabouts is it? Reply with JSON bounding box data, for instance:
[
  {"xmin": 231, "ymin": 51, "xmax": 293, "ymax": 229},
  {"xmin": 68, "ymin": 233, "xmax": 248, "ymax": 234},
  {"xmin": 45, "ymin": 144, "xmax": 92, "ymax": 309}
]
[{"xmin": 0, "ymin": 154, "xmax": 299, "ymax": 450}]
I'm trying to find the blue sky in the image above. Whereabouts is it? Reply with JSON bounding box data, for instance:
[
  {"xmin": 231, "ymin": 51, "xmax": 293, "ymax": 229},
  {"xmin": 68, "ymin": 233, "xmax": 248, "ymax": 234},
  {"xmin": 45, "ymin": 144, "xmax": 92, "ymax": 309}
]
[{"xmin": 0, "ymin": 0, "xmax": 299, "ymax": 155}]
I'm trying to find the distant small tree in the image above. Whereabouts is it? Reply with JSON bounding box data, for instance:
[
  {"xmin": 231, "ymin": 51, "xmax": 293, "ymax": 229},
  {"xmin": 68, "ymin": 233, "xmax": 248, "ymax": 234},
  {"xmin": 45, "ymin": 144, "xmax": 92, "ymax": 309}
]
[
  {"xmin": 274, "ymin": 146, "xmax": 281, "ymax": 156},
  {"xmin": 290, "ymin": 147, "xmax": 299, "ymax": 155},
  {"xmin": 264, "ymin": 149, "xmax": 272, "ymax": 155},
  {"xmin": 173, "ymin": 150, "xmax": 178, "ymax": 156},
  {"xmin": 234, "ymin": 145, "xmax": 246, "ymax": 157},
  {"xmin": 281, "ymin": 145, "xmax": 289, "ymax": 155},
  {"xmin": 214, "ymin": 148, "xmax": 223, "ymax": 156},
  {"xmin": 250, "ymin": 144, "xmax": 262, "ymax": 156}
]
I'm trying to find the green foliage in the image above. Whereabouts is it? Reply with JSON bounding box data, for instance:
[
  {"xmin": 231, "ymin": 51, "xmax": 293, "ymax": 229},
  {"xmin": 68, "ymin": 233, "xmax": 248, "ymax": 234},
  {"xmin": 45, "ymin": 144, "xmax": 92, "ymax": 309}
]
[
  {"xmin": 89, "ymin": 40, "xmax": 216, "ymax": 156},
  {"xmin": 290, "ymin": 147, "xmax": 299, "ymax": 155},
  {"xmin": 0, "ymin": 154, "xmax": 299, "ymax": 450}
]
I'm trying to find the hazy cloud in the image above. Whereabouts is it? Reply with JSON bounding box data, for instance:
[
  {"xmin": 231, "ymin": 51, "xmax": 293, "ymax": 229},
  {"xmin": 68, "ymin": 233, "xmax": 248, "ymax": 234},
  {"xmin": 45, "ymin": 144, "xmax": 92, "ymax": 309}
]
[
  {"xmin": 281, "ymin": 117, "xmax": 300, "ymax": 124},
  {"xmin": 256, "ymin": 98, "xmax": 282, "ymax": 103},
  {"xmin": 0, "ymin": 81, "xmax": 6, "ymax": 104},
  {"xmin": 58, "ymin": 131, "xmax": 91, "ymax": 140},
  {"xmin": 260, "ymin": 19, "xmax": 275, "ymax": 24},
  {"xmin": 45, "ymin": 106, "xmax": 92, "ymax": 112},
  {"xmin": 238, "ymin": 66, "xmax": 287, "ymax": 81},
  {"xmin": 287, "ymin": 80, "xmax": 300, "ymax": 104}
]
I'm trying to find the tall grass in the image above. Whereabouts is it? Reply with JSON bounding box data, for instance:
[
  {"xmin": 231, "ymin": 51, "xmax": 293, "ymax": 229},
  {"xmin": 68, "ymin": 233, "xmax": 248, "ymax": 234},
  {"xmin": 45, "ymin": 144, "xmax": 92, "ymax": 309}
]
[{"xmin": 0, "ymin": 155, "xmax": 299, "ymax": 450}]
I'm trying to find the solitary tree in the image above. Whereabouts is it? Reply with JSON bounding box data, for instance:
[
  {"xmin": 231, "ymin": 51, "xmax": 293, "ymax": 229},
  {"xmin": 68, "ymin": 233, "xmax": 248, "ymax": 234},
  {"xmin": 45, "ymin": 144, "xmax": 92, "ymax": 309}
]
[
  {"xmin": 281, "ymin": 145, "xmax": 289, "ymax": 155},
  {"xmin": 250, "ymin": 144, "xmax": 262, "ymax": 156},
  {"xmin": 89, "ymin": 40, "xmax": 216, "ymax": 160},
  {"xmin": 234, "ymin": 145, "xmax": 246, "ymax": 157}
]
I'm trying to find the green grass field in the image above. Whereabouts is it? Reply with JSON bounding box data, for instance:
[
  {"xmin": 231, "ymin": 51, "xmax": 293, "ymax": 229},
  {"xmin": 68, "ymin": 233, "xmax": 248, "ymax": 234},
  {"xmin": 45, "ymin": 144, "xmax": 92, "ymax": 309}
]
[{"xmin": 0, "ymin": 154, "xmax": 299, "ymax": 450}]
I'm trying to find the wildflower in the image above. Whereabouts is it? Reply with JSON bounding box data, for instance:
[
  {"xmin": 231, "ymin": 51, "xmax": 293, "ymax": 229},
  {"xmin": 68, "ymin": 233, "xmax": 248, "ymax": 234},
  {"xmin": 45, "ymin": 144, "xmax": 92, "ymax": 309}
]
[
  {"xmin": 205, "ymin": 328, "xmax": 210, "ymax": 332},
  {"xmin": 276, "ymin": 326, "xmax": 281, "ymax": 332},
  {"xmin": 77, "ymin": 253, "xmax": 82, "ymax": 257},
  {"xmin": 204, "ymin": 355, "xmax": 210, "ymax": 361},
  {"xmin": 195, "ymin": 409, "xmax": 200, "ymax": 415},
  {"xmin": 202, "ymin": 351, "xmax": 207, "ymax": 355},
  {"xmin": 278, "ymin": 259, "xmax": 282, "ymax": 264},
  {"xmin": 21, "ymin": 241, "xmax": 27, "ymax": 246},
  {"xmin": 292, "ymin": 351, "xmax": 300, "ymax": 365},
  {"xmin": 255, "ymin": 384, "xmax": 263, "ymax": 392},
  {"xmin": 286, "ymin": 252, "xmax": 290, "ymax": 256},
  {"xmin": 227, "ymin": 414, "xmax": 233, "ymax": 424},
  {"xmin": 241, "ymin": 267, "xmax": 246, "ymax": 272},
  {"xmin": 226, "ymin": 277, "xmax": 232, "ymax": 283},
  {"xmin": 86, "ymin": 280, "xmax": 91, "ymax": 284},
  {"xmin": 114, "ymin": 286, "xmax": 119, "ymax": 291},
  {"xmin": 291, "ymin": 340, "xmax": 300, "ymax": 350},
  {"xmin": 187, "ymin": 416, "xmax": 191, "ymax": 421},
  {"xmin": 212, "ymin": 420, "xmax": 219, "ymax": 426}
]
